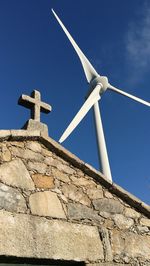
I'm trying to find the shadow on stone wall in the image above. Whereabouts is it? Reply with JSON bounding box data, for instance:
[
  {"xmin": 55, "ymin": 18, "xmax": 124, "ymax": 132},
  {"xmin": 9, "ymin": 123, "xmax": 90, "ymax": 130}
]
[{"xmin": 0, "ymin": 256, "xmax": 85, "ymax": 266}]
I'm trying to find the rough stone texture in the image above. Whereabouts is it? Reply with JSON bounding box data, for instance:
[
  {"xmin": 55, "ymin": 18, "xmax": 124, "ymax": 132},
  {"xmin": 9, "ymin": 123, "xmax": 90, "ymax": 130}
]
[
  {"xmin": 100, "ymin": 228, "xmax": 113, "ymax": 262},
  {"xmin": 27, "ymin": 161, "xmax": 47, "ymax": 174},
  {"xmin": 103, "ymin": 219, "xmax": 114, "ymax": 229},
  {"xmin": 26, "ymin": 141, "xmax": 42, "ymax": 153},
  {"xmin": 72, "ymin": 177, "xmax": 96, "ymax": 187},
  {"xmin": 111, "ymin": 230, "xmax": 150, "ymax": 260},
  {"xmin": 0, "ymin": 131, "xmax": 148, "ymax": 217},
  {"xmin": 68, "ymin": 203, "xmax": 103, "ymax": 223},
  {"xmin": 0, "ymin": 210, "xmax": 104, "ymax": 262},
  {"xmin": 93, "ymin": 199, "xmax": 124, "ymax": 214},
  {"xmin": 0, "ymin": 145, "xmax": 11, "ymax": 162},
  {"xmin": 100, "ymin": 211, "xmax": 111, "ymax": 219},
  {"xmin": 29, "ymin": 191, "xmax": 66, "ymax": 218},
  {"xmin": 137, "ymin": 225, "xmax": 149, "ymax": 233},
  {"xmin": 41, "ymin": 148, "xmax": 53, "ymax": 157},
  {"xmin": 86, "ymin": 262, "xmax": 130, "ymax": 266},
  {"xmin": 140, "ymin": 217, "xmax": 150, "ymax": 227},
  {"xmin": 31, "ymin": 174, "xmax": 55, "ymax": 189},
  {"xmin": 113, "ymin": 214, "xmax": 134, "ymax": 230},
  {"xmin": 56, "ymin": 163, "xmax": 75, "ymax": 175},
  {"xmin": 44, "ymin": 156, "xmax": 54, "ymax": 165},
  {"xmin": 104, "ymin": 191, "xmax": 114, "ymax": 199},
  {"xmin": 0, "ymin": 135, "xmax": 149, "ymax": 265},
  {"xmin": 10, "ymin": 141, "xmax": 25, "ymax": 148},
  {"xmin": 62, "ymin": 183, "xmax": 91, "ymax": 206},
  {"xmin": 0, "ymin": 159, "xmax": 35, "ymax": 190},
  {"xmin": 0, "ymin": 183, "xmax": 27, "ymax": 213},
  {"xmin": 87, "ymin": 187, "xmax": 103, "ymax": 199},
  {"xmin": 11, "ymin": 146, "xmax": 44, "ymax": 162},
  {"xmin": 52, "ymin": 168, "xmax": 70, "ymax": 183},
  {"xmin": 124, "ymin": 207, "xmax": 141, "ymax": 219}
]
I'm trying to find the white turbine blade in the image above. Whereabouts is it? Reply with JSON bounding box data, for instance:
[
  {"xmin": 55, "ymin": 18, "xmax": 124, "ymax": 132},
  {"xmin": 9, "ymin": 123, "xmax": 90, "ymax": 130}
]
[
  {"xmin": 108, "ymin": 84, "xmax": 150, "ymax": 107},
  {"xmin": 52, "ymin": 9, "xmax": 99, "ymax": 83},
  {"xmin": 59, "ymin": 86, "xmax": 101, "ymax": 143}
]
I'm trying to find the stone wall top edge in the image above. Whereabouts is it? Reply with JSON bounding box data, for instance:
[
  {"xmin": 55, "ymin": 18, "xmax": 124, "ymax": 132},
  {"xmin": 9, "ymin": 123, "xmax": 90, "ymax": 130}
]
[
  {"xmin": 0, "ymin": 130, "xmax": 149, "ymax": 217},
  {"xmin": 0, "ymin": 130, "xmax": 41, "ymax": 140}
]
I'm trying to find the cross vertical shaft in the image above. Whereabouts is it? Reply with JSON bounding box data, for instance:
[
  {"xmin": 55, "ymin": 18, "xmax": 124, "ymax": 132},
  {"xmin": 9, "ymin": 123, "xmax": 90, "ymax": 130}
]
[{"xmin": 31, "ymin": 90, "xmax": 41, "ymax": 121}]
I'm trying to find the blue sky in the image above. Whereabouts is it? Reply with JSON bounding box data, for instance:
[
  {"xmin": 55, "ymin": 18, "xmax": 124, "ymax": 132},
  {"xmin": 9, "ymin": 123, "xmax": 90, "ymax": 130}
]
[{"xmin": 0, "ymin": 0, "xmax": 150, "ymax": 204}]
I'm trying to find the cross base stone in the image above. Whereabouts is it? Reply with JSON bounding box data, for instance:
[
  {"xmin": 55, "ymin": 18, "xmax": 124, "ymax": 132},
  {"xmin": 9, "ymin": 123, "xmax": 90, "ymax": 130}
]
[{"xmin": 22, "ymin": 119, "xmax": 49, "ymax": 136}]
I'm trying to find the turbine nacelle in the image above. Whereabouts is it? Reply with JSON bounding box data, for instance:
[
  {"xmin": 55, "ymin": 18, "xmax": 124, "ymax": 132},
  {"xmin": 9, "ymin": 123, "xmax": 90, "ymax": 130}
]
[
  {"xmin": 90, "ymin": 76, "xmax": 109, "ymax": 95},
  {"xmin": 86, "ymin": 76, "xmax": 109, "ymax": 99}
]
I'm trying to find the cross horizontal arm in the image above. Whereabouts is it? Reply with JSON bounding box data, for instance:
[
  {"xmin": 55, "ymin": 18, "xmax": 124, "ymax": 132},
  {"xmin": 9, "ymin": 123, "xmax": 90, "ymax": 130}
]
[
  {"xmin": 18, "ymin": 95, "xmax": 35, "ymax": 109},
  {"xmin": 41, "ymin": 102, "xmax": 52, "ymax": 113}
]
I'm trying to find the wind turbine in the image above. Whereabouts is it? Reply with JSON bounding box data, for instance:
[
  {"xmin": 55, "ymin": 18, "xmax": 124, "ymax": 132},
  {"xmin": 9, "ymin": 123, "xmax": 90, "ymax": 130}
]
[{"xmin": 52, "ymin": 9, "xmax": 150, "ymax": 182}]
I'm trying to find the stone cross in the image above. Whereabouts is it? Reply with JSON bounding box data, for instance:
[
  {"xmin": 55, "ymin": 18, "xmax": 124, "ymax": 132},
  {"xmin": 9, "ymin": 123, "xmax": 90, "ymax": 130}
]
[{"xmin": 18, "ymin": 90, "xmax": 52, "ymax": 122}]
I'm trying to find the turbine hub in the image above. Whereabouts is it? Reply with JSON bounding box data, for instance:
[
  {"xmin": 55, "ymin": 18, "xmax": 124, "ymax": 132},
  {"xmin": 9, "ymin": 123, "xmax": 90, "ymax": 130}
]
[{"xmin": 90, "ymin": 76, "xmax": 109, "ymax": 95}]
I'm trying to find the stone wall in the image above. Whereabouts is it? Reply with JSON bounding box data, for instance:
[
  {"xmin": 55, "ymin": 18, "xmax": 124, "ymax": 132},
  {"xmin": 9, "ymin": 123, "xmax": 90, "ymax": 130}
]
[{"xmin": 0, "ymin": 131, "xmax": 150, "ymax": 266}]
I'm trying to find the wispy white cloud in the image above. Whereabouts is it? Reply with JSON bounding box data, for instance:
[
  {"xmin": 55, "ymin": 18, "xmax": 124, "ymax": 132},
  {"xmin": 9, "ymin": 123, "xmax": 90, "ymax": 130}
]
[{"xmin": 126, "ymin": 2, "xmax": 150, "ymax": 82}]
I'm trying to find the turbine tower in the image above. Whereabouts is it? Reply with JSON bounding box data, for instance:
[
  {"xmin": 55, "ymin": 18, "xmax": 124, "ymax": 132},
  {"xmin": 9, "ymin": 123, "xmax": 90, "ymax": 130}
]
[{"xmin": 52, "ymin": 9, "xmax": 150, "ymax": 182}]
